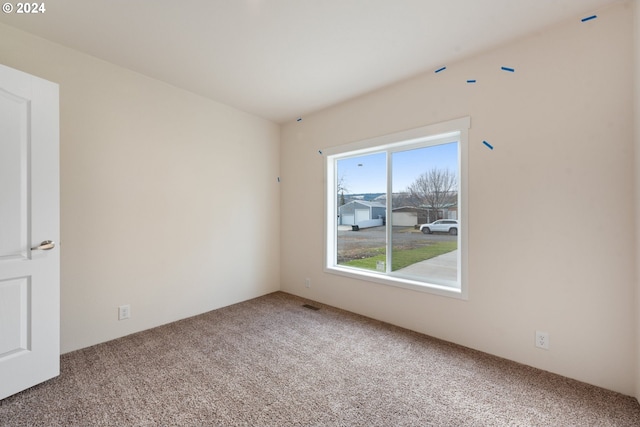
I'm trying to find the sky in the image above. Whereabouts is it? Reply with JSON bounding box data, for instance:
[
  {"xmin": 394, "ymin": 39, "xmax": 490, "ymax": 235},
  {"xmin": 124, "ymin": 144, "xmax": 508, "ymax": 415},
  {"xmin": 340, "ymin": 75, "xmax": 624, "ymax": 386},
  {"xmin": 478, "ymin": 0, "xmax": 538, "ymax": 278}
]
[{"xmin": 337, "ymin": 141, "xmax": 458, "ymax": 194}]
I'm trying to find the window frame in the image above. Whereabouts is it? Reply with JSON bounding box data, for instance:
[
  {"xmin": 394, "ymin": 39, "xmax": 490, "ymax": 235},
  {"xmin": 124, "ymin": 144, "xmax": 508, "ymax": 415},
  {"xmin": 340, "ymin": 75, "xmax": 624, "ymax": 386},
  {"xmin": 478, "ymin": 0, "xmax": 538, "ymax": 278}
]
[{"xmin": 323, "ymin": 117, "xmax": 470, "ymax": 300}]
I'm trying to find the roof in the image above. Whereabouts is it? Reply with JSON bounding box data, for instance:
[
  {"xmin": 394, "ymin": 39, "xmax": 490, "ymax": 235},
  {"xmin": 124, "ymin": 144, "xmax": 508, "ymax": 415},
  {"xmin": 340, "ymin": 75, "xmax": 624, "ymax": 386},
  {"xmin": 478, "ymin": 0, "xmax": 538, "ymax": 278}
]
[{"xmin": 340, "ymin": 200, "xmax": 386, "ymax": 209}]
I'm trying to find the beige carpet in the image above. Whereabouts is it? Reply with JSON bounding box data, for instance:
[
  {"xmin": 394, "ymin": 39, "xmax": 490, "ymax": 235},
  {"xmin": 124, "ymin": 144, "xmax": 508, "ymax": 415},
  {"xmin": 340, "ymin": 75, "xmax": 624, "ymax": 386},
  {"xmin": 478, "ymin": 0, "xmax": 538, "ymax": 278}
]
[{"xmin": 1, "ymin": 291, "xmax": 639, "ymax": 426}]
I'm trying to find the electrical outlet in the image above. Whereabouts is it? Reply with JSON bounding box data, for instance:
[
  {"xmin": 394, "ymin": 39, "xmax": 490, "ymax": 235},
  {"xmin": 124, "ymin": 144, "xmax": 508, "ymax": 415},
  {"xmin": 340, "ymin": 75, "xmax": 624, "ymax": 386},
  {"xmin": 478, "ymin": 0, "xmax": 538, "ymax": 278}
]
[
  {"xmin": 304, "ymin": 278, "xmax": 311, "ymax": 288},
  {"xmin": 535, "ymin": 331, "xmax": 549, "ymax": 350},
  {"xmin": 118, "ymin": 304, "xmax": 130, "ymax": 320}
]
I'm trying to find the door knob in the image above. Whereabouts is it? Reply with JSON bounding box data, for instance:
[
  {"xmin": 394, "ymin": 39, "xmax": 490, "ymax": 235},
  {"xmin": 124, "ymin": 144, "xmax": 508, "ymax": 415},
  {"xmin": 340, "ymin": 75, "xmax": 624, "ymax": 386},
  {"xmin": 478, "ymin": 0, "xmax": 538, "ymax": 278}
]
[{"xmin": 31, "ymin": 240, "xmax": 55, "ymax": 251}]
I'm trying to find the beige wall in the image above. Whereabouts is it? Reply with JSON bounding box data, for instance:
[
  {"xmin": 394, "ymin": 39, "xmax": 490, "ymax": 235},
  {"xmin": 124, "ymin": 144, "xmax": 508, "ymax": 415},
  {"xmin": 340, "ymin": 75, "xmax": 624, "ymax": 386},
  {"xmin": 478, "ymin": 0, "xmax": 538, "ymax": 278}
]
[
  {"xmin": 0, "ymin": 23, "xmax": 281, "ymax": 353},
  {"xmin": 281, "ymin": 2, "xmax": 636, "ymax": 395}
]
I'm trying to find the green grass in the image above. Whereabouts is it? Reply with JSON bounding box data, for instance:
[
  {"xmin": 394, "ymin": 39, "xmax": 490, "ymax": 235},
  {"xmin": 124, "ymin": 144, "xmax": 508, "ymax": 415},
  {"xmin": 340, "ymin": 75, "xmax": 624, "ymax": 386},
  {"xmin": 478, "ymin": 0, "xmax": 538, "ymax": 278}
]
[{"xmin": 341, "ymin": 241, "xmax": 457, "ymax": 271}]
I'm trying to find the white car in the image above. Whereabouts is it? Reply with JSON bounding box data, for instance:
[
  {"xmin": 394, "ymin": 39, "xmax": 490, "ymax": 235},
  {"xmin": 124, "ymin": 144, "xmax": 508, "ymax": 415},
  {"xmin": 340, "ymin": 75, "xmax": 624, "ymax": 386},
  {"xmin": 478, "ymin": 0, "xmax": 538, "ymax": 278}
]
[{"xmin": 420, "ymin": 219, "xmax": 458, "ymax": 235}]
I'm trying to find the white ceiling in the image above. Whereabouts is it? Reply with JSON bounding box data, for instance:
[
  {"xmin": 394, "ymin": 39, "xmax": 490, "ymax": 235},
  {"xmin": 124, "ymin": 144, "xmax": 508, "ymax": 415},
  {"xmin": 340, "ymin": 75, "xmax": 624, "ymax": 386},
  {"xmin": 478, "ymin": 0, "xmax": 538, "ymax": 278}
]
[{"xmin": 0, "ymin": 0, "xmax": 621, "ymax": 123}]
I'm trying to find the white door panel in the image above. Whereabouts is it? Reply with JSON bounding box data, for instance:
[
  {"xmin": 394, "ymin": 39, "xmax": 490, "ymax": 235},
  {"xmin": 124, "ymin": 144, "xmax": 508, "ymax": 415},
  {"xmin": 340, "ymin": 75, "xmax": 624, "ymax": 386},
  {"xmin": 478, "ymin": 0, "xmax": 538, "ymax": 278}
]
[
  {"xmin": 0, "ymin": 87, "xmax": 28, "ymax": 259},
  {"xmin": 0, "ymin": 64, "xmax": 59, "ymax": 400},
  {"xmin": 0, "ymin": 277, "xmax": 29, "ymax": 356}
]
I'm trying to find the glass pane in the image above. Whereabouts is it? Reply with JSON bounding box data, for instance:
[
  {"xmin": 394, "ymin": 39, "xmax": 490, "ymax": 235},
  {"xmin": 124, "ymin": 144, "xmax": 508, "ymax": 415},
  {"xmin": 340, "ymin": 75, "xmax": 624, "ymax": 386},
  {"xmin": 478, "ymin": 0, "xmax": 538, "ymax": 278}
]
[
  {"xmin": 336, "ymin": 152, "xmax": 386, "ymax": 272},
  {"xmin": 0, "ymin": 91, "xmax": 28, "ymax": 259},
  {"xmin": 391, "ymin": 142, "xmax": 459, "ymax": 287}
]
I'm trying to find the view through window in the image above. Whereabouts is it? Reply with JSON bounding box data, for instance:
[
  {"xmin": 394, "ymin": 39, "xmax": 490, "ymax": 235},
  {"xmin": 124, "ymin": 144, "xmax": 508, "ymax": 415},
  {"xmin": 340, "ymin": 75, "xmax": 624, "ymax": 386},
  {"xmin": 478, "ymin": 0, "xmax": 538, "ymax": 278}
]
[{"xmin": 325, "ymin": 118, "xmax": 468, "ymax": 296}]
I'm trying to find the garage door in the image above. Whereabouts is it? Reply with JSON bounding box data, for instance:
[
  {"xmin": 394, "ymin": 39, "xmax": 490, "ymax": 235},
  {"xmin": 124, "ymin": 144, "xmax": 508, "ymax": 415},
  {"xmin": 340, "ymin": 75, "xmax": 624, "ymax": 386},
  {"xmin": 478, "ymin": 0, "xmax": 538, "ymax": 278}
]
[
  {"xmin": 392, "ymin": 212, "xmax": 416, "ymax": 227},
  {"xmin": 355, "ymin": 209, "xmax": 369, "ymax": 223}
]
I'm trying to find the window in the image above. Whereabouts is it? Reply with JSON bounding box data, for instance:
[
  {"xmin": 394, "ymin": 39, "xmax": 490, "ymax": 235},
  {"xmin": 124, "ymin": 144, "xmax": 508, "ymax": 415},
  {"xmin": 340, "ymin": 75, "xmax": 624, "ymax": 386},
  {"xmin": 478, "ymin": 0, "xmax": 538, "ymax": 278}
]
[{"xmin": 324, "ymin": 117, "xmax": 469, "ymax": 298}]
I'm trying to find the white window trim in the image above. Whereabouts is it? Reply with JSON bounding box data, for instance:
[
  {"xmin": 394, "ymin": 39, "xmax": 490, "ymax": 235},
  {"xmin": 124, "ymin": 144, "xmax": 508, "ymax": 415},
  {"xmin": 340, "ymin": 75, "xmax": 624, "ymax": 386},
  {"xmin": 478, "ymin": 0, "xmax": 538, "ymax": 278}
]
[{"xmin": 323, "ymin": 116, "xmax": 470, "ymax": 300}]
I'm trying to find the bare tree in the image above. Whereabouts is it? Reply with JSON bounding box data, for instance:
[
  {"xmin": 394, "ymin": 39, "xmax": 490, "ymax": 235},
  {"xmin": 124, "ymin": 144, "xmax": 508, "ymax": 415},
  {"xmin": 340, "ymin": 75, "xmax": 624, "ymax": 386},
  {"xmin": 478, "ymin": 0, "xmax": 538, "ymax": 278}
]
[
  {"xmin": 391, "ymin": 192, "xmax": 413, "ymax": 207},
  {"xmin": 337, "ymin": 175, "xmax": 349, "ymax": 206},
  {"xmin": 406, "ymin": 168, "xmax": 457, "ymax": 223}
]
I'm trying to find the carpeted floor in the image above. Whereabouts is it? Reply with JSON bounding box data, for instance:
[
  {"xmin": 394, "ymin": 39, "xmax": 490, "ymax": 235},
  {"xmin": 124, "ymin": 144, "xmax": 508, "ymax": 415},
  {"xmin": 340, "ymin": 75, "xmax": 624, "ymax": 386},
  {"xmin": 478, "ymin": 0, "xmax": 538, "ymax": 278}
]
[{"xmin": 1, "ymin": 291, "xmax": 640, "ymax": 426}]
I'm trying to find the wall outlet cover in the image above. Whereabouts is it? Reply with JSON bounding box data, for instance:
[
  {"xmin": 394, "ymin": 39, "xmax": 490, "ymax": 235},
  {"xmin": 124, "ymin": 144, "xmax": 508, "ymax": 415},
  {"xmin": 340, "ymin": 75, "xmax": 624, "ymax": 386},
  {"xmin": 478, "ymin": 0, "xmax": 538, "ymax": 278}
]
[
  {"xmin": 535, "ymin": 331, "xmax": 549, "ymax": 350},
  {"xmin": 118, "ymin": 305, "xmax": 130, "ymax": 320}
]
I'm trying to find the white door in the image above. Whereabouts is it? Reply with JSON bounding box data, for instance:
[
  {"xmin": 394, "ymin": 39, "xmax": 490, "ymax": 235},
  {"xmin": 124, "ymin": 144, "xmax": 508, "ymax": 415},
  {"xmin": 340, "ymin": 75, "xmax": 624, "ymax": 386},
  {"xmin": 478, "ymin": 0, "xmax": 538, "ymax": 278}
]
[{"xmin": 0, "ymin": 64, "xmax": 59, "ymax": 400}]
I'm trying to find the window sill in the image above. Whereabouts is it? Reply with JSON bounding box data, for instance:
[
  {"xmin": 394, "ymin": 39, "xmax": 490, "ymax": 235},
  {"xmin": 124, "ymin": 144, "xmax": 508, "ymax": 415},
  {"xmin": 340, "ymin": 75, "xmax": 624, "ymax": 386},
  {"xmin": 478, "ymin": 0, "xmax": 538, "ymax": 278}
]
[{"xmin": 325, "ymin": 265, "xmax": 468, "ymax": 300}]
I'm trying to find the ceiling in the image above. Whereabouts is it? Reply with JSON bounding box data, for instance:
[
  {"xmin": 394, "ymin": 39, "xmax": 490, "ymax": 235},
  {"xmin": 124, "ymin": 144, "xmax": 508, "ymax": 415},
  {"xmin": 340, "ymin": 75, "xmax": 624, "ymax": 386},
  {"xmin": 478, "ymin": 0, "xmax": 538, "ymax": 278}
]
[{"xmin": 0, "ymin": 0, "xmax": 621, "ymax": 123}]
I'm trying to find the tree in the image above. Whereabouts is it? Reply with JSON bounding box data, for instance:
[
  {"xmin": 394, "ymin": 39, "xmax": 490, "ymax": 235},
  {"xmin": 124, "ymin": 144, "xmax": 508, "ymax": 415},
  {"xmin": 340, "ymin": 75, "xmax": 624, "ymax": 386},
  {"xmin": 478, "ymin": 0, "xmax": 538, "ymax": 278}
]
[
  {"xmin": 337, "ymin": 175, "xmax": 348, "ymax": 206},
  {"xmin": 406, "ymin": 168, "xmax": 457, "ymax": 223}
]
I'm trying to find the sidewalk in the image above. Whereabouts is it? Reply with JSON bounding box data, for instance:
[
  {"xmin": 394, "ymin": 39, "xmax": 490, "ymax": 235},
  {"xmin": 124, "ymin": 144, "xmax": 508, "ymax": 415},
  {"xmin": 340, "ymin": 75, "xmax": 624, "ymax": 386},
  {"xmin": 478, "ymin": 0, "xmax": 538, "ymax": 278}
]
[{"xmin": 397, "ymin": 250, "xmax": 458, "ymax": 281}]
